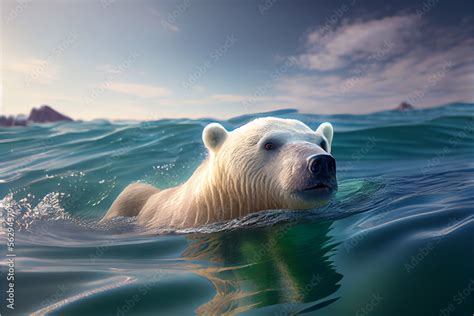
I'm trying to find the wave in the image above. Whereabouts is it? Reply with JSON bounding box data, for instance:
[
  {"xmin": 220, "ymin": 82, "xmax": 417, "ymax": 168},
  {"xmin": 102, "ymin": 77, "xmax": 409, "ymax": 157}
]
[
  {"xmin": 0, "ymin": 103, "xmax": 472, "ymax": 235},
  {"xmin": 1, "ymin": 102, "xmax": 473, "ymax": 316}
]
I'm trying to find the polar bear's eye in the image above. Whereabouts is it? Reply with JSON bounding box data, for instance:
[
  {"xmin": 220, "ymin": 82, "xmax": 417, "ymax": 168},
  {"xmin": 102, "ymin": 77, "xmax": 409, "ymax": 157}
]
[{"xmin": 264, "ymin": 142, "xmax": 275, "ymax": 151}]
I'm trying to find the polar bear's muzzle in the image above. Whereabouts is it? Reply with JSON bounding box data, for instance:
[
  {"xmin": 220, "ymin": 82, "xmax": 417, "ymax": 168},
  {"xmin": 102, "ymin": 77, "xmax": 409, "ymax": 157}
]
[
  {"xmin": 307, "ymin": 154, "xmax": 336, "ymax": 177},
  {"xmin": 296, "ymin": 153, "xmax": 338, "ymax": 200}
]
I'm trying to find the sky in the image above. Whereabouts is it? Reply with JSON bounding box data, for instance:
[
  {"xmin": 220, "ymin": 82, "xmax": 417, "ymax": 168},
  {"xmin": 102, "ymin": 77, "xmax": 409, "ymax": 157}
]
[{"xmin": 1, "ymin": 0, "xmax": 473, "ymax": 120}]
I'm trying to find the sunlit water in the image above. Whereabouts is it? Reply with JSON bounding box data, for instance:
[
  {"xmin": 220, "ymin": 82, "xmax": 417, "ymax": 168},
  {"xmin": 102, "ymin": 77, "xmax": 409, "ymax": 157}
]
[{"xmin": 1, "ymin": 103, "xmax": 473, "ymax": 315}]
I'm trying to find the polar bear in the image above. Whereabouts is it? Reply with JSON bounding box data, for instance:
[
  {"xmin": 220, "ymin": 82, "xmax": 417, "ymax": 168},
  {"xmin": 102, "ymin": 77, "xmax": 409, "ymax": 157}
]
[{"xmin": 101, "ymin": 117, "xmax": 337, "ymax": 229}]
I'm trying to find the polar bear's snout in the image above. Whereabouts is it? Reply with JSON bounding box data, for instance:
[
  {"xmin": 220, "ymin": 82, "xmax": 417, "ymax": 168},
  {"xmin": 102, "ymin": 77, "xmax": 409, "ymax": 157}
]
[
  {"xmin": 296, "ymin": 153, "xmax": 337, "ymax": 201},
  {"xmin": 307, "ymin": 154, "xmax": 336, "ymax": 177}
]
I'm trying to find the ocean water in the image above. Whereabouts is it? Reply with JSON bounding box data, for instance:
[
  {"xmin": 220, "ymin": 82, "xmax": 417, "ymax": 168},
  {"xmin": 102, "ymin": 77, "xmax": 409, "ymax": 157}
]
[{"xmin": 0, "ymin": 103, "xmax": 473, "ymax": 316}]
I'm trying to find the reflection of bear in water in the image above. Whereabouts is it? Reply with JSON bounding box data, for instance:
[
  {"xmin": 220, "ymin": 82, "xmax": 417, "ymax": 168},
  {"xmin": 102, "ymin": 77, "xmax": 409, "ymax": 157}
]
[
  {"xmin": 183, "ymin": 220, "xmax": 343, "ymax": 315},
  {"xmin": 102, "ymin": 118, "xmax": 337, "ymax": 229}
]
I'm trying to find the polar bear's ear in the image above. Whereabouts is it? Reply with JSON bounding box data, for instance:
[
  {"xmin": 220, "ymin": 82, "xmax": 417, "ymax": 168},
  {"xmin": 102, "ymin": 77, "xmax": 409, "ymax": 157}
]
[
  {"xmin": 315, "ymin": 122, "xmax": 334, "ymax": 153},
  {"xmin": 203, "ymin": 123, "xmax": 228, "ymax": 152}
]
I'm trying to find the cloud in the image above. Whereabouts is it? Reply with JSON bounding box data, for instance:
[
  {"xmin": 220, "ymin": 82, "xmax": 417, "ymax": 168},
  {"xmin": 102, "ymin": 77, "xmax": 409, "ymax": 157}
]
[
  {"xmin": 103, "ymin": 82, "xmax": 172, "ymax": 98},
  {"xmin": 178, "ymin": 93, "xmax": 271, "ymax": 108},
  {"xmin": 210, "ymin": 94, "xmax": 251, "ymax": 103},
  {"xmin": 4, "ymin": 58, "xmax": 59, "ymax": 84},
  {"xmin": 296, "ymin": 14, "xmax": 419, "ymax": 71},
  {"xmin": 273, "ymin": 14, "xmax": 474, "ymax": 113}
]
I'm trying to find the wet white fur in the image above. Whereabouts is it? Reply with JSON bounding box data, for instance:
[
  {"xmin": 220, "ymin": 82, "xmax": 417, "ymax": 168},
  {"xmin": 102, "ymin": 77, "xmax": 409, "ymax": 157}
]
[{"xmin": 101, "ymin": 117, "xmax": 333, "ymax": 229}]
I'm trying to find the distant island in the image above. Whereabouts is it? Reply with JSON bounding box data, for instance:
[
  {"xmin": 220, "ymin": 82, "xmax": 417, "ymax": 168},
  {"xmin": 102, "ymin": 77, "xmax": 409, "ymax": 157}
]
[
  {"xmin": 394, "ymin": 102, "xmax": 415, "ymax": 111},
  {"xmin": 0, "ymin": 102, "xmax": 416, "ymax": 127},
  {"xmin": 0, "ymin": 105, "xmax": 73, "ymax": 127}
]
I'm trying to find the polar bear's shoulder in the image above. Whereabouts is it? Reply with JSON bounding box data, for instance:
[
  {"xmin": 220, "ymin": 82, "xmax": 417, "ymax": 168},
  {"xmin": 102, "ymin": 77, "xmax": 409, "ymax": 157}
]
[{"xmin": 101, "ymin": 183, "xmax": 159, "ymax": 222}]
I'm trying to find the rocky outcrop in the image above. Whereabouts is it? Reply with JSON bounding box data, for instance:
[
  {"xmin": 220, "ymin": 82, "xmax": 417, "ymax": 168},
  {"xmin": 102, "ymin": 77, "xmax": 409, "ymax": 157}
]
[
  {"xmin": 0, "ymin": 115, "xmax": 27, "ymax": 127},
  {"xmin": 28, "ymin": 105, "xmax": 73, "ymax": 123},
  {"xmin": 395, "ymin": 102, "xmax": 415, "ymax": 111},
  {"xmin": 0, "ymin": 105, "xmax": 73, "ymax": 127}
]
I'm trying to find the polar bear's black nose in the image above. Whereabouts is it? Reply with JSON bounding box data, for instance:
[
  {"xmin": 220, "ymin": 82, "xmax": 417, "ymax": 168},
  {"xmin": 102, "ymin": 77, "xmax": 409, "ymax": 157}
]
[{"xmin": 307, "ymin": 154, "xmax": 336, "ymax": 176}]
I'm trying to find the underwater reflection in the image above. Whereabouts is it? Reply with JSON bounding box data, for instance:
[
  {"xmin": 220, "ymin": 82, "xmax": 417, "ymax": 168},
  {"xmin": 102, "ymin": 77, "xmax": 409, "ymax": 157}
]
[{"xmin": 183, "ymin": 220, "xmax": 343, "ymax": 315}]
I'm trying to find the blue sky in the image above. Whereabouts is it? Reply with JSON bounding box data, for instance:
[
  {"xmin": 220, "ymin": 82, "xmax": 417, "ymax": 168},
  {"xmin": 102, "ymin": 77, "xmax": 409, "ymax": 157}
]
[{"xmin": 1, "ymin": 0, "xmax": 473, "ymax": 120}]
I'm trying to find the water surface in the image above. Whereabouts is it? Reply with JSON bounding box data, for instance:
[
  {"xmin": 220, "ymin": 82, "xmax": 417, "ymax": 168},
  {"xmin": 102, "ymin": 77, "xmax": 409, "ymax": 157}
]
[{"xmin": 1, "ymin": 103, "xmax": 473, "ymax": 315}]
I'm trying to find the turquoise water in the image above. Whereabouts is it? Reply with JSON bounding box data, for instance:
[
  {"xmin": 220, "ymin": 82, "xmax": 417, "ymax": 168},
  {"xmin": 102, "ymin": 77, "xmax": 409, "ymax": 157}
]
[{"xmin": 1, "ymin": 103, "xmax": 473, "ymax": 315}]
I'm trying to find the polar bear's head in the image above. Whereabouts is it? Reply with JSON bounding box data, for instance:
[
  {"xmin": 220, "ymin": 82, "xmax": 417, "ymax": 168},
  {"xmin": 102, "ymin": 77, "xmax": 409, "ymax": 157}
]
[{"xmin": 202, "ymin": 117, "xmax": 337, "ymax": 212}]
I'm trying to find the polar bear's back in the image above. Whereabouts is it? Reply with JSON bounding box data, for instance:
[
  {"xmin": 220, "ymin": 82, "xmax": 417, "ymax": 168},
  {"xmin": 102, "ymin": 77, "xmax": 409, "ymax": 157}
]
[{"xmin": 101, "ymin": 183, "xmax": 159, "ymax": 222}]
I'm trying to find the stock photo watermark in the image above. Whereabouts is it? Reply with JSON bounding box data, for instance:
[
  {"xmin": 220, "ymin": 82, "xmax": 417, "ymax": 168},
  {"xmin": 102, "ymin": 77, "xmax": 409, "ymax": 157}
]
[
  {"xmin": 274, "ymin": 273, "xmax": 324, "ymax": 316},
  {"xmin": 84, "ymin": 51, "xmax": 140, "ymax": 105},
  {"xmin": 355, "ymin": 292, "xmax": 383, "ymax": 316},
  {"xmin": 421, "ymin": 117, "xmax": 474, "ymax": 175},
  {"xmin": 160, "ymin": 0, "xmax": 192, "ymax": 32},
  {"xmin": 181, "ymin": 35, "xmax": 238, "ymax": 89},
  {"xmin": 416, "ymin": 0, "xmax": 442, "ymax": 19},
  {"xmin": 242, "ymin": 56, "xmax": 295, "ymax": 111},
  {"xmin": 4, "ymin": 0, "xmax": 32, "ymax": 25},
  {"xmin": 116, "ymin": 271, "xmax": 167, "ymax": 316},
  {"xmin": 2, "ymin": 204, "xmax": 17, "ymax": 311},
  {"xmin": 406, "ymin": 60, "xmax": 454, "ymax": 105},
  {"xmin": 319, "ymin": 0, "xmax": 357, "ymax": 35},
  {"xmin": 338, "ymin": 40, "xmax": 394, "ymax": 95},
  {"xmin": 23, "ymin": 31, "xmax": 79, "ymax": 88},
  {"xmin": 439, "ymin": 279, "xmax": 474, "ymax": 316}
]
